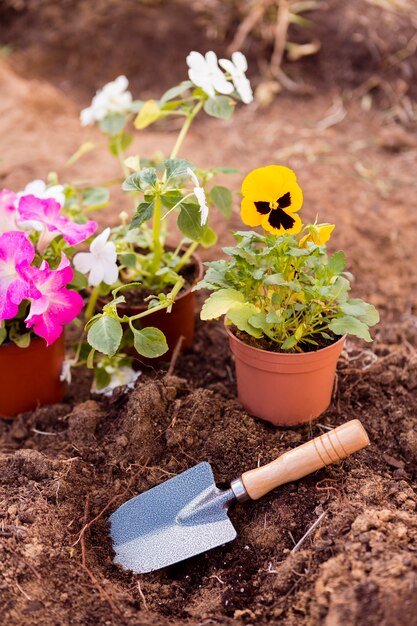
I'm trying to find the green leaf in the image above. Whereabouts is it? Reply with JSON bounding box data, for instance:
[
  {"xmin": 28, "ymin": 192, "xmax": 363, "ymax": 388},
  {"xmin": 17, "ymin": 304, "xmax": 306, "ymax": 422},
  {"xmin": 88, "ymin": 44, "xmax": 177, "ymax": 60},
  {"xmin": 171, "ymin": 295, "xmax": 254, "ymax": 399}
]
[
  {"xmin": 122, "ymin": 168, "xmax": 157, "ymax": 192},
  {"xmin": 159, "ymin": 81, "xmax": 193, "ymax": 105},
  {"xmin": 82, "ymin": 187, "xmax": 109, "ymax": 208},
  {"xmin": 248, "ymin": 312, "xmax": 269, "ymax": 332},
  {"xmin": 139, "ymin": 168, "xmax": 158, "ymax": 189},
  {"xmin": 177, "ymin": 202, "xmax": 207, "ymax": 242},
  {"xmin": 328, "ymin": 251, "xmax": 346, "ymax": 273},
  {"xmin": 264, "ymin": 273, "xmax": 286, "ymax": 286},
  {"xmin": 227, "ymin": 303, "xmax": 263, "ymax": 338},
  {"xmin": 200, "ymin": 227, "xmax": 218, "ymax": 248},
  {"xmin": 340, "ymin": 299, "xmax": 379, "ymax": 326},
  {"xmin": 68, "ymin": 269, "xmax": 88, "ymax": 291},
  {"xmin": 130, "ymin": 201, "xmax": 154, "ymax": 229},
  {"xmin": 252, "ymin": 268, "xmax": 264, "ymax": 280},
  {"xmin": 108, "ymin": 131, "xmax": 133, "ymax": 156},
  {"xmin": 204, "ymin": 96, "xmax": 234, "ymax": 120},
  {"xmin": 282, "ymin": 336, "xmax": 297, "ymax": 350},
  {"xmin": 9, "ymin": 327, "xmax": 31, "ymax": 348},
  {"xmin": 99, "ymin": 113, "xmax": 127, "ymax": 135},
  {"xmin": 87, "ymin": 316, "xmax": 123, "ymax": 356},
  {"xmin": 200, "ymin": 288, "xmax": 244, "ymax": 320},
  {"xmin": 0, "ymin": 325, "xmax": 6, "ymax": 345},
  {"xmin": 134, "ymin": 100, "xmax": 164, "ymax": 129},
  {"xmin": 210, "ymin": 185, "xmax": 233, "ymax": 217},
  {"xmin": 95, "ymin": 367, "xmax": 112, "ymax": 390},
  {"xmin": 266, "ymin": 310, "xmax": 283, "ymax": 324},
  {"xmin": 131, "ymin": 326, "xmax": 168, "ymax": 358},
  {"xmin": 165, "ymin": 158, "xmax": 191, "ymax": 182},
  {"xmin": 119, "ymin": 253, "xmax": 137, "ymax": 268},
  {"xmin": 161, "ymin": 191, "xmax": 183, "ymax": 208},
  {"xmin": 328, "ymin": 315, "xmax": 372, "ymax": 342}
]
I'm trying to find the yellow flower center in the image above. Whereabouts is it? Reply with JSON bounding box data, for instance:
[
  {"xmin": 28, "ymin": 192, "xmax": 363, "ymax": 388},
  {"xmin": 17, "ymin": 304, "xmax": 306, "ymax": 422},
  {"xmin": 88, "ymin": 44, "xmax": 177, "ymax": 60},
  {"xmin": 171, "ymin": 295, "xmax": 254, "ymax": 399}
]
[{"xmin": 269, "ymin": 201, "xmax": 278, "ymax": 210}]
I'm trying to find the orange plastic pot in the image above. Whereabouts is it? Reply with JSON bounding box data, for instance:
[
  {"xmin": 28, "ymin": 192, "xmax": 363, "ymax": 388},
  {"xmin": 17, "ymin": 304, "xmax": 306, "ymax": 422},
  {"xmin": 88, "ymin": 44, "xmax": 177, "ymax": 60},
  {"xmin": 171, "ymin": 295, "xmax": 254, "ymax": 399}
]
[
  {"xmin": 227, "ymin": 327, "xmax": 346, "ymax": 426},
  {"xmin": 118, "ymin": 252, "xmax": 204, "ymax": 363},
  {"xmin": 0, "ymin": 334, "xmax": 65, "ymax": 419}
]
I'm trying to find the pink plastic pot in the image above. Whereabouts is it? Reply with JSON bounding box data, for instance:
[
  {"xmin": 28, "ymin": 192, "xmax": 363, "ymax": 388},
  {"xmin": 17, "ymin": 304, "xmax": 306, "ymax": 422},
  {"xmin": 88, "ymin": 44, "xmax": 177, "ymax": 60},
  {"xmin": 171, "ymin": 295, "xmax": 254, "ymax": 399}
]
[
  {"xmin": 0, "ymin": 334, "xmax": 65, "ymax": 419},
  {"xmin": 227, "ymin": 327, "xmax": 346, "ymax": 426}
]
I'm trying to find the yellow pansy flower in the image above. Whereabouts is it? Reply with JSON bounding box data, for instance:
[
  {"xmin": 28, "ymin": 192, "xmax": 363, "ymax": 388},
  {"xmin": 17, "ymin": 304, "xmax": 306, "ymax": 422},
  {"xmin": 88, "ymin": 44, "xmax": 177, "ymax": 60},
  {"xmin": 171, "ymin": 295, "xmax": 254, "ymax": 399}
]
[
  {"xmin": 299, "ymin": 223, "xmax": 335, "ymax": 247},
  {"xmin": 241, "ymin": 165, "xmax": 303, "ymax": 236}
]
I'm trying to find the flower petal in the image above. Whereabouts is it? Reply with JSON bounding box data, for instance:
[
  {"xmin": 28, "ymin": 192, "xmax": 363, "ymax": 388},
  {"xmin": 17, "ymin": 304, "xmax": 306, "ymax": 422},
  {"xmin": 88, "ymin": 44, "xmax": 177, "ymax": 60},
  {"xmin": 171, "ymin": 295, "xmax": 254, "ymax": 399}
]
[
  {"xmin": 242, "ymin": 165, "xmax": 299, "ymax": 202},
  {"xmin": 232, "ymin": 51, "xmax": 248, "ymax": 72},
  {"xmin": 88, "ymin": 263, "xmax": 105, "ymax": 287},
  {"xmin": 73, "ymin": 252, "xmax": 95, "ymax": 274},
  {"xmin": 102, "ymin": 261, "xmax": 119, "ymax": 286},
  {"xmin": 240, "ymin": 197, "xmax": 264, "ymax": 228},
  {"xmin": 262, "ymin": 210, "xmax": 302, "ymax": 236}
]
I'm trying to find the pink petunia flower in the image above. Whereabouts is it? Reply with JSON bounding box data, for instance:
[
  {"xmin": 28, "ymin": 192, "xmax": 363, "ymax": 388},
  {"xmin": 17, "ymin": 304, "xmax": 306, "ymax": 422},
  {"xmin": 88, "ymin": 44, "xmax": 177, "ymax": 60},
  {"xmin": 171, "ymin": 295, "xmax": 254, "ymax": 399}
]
[
  {"xmin": 23, "ymin": 255, "xmax": 84, "ymax": 345},
  {"xmin": 0, "ymin": 189, "xmax": 20, "ymax": 235},
  {"xmin": 18, "ymin": 195, "xmax": 97, "ymax": 252},
  {"xmin": 0, "ymin": 231, "xmax": 37, "ymax": 320}
]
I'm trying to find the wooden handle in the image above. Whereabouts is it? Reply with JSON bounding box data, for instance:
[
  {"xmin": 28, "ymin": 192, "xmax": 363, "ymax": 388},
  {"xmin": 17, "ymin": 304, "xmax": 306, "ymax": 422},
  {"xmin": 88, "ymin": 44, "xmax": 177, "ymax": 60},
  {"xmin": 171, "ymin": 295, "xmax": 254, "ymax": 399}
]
[{"xmin": 241, "ymin": 419, "xmax": 369, "ymax": 500}]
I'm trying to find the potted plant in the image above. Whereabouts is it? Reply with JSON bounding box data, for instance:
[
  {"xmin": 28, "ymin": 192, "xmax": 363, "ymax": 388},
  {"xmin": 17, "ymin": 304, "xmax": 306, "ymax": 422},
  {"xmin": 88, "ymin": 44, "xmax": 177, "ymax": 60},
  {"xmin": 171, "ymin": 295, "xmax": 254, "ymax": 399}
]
[
  {"xmin": 195, "ymin": 165, "xmax": 379, "ymax": 426},
  {"xmin": 66, "ymin": 51, "xmax": 254, "ymax": 390},
  {"xmin": 0, "ymin": 185, "xmax": 97, "ymax": 417}
]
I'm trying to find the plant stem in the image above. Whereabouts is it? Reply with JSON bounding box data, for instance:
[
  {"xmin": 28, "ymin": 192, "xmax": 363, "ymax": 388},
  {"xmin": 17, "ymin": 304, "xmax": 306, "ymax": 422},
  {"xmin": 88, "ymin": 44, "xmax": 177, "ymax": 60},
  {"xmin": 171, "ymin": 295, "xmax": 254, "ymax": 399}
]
[
  {"xmin": 128, "ymin": 277, "xmax": 185, "ymax": 322},
  {"xmin": 170, "ymin": 100, "xmax": 204, "ymax": 159},
  {"xmin": 152, "ymin": 194, "xmax": 163, "ymax": 271},
  {"xmin": 85, "ymin": 286, "xmax": 101, "ymax": 321},
  {"xmin": 113, "ymin": 132, "xmax": 130, "ymax": 177},
  {"xmin": 175, "ymin": 241, "xmax": 199, "ymax": 272}
]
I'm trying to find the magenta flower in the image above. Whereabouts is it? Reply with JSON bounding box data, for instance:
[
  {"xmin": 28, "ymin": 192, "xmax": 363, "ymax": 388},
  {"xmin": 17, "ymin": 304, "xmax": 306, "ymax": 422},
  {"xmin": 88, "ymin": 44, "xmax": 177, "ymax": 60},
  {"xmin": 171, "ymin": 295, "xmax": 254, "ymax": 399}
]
[
  {"xmin": 18, "ymin": 195, "xmax": 97, "ymax": 251},
  {"xmin": 0, "ymin": 189, "xmax": 19, "ymax": 235},
  {"xmin": 23, "ymin": 256, "xmax": 84, "ymax": 345},
  {"xmin": 0, "ymin": 231, "xmax": 37, "ymax": 320}
]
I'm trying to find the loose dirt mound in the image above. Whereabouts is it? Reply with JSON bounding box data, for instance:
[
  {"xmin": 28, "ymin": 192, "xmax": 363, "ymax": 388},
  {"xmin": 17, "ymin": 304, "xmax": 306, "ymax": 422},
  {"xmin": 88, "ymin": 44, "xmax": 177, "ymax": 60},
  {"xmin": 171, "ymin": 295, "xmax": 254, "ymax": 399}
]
[{"xmin": 1, "ymin": 317, "xmax": 417, "ymax": 625}]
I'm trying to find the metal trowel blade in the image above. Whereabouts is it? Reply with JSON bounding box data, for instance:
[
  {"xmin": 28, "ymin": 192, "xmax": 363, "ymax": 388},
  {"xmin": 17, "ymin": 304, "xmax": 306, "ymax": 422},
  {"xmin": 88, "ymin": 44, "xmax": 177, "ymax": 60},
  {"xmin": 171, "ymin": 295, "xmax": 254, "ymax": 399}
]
[{"xmin": 109, "ymin": 462, "xmax": 237, "ymax": 573}]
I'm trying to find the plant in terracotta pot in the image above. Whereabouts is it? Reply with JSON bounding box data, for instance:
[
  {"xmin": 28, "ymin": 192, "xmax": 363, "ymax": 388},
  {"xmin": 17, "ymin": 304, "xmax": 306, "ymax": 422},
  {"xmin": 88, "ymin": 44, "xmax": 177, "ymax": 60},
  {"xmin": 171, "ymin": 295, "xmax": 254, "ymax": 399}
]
[
  {"xmin": 195, "ymin": 165, "xmax": 379, "ymax": 426},
  {"xmin": 68, "ymin": 51, "xmax": 254, "ymax": 390},
  {"xmin": 0, "ymin": 184, "xmax": 98, "ymax": 417}
]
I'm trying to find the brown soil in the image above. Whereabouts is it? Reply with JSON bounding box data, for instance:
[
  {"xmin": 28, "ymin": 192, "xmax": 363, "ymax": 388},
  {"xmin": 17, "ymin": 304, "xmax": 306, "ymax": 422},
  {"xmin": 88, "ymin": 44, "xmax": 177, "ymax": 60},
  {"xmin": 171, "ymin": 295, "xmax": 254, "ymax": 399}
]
[{"xmin": 1, "ymin": 3, "xmax": 417, "ymax": 625}]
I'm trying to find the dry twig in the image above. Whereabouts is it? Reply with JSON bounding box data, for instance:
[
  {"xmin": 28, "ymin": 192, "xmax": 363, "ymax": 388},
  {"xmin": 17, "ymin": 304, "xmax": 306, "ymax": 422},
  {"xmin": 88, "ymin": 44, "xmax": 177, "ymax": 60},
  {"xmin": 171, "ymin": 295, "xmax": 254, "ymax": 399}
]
[
  {"xmin": 228, "ymin": 0, "xmax": 274, "ymax": 53},
  {"xmin": 291, "ymin": 509, "xmax": 328, "ymax": 553},
  {"xmin": 137, "ymin": 580, "xmax": 149, "ymax": 610},
  {"xmin": 167, "ymin": 335, "xmax": 184, "ymax": 376},
  {"xmin": 78, "ymin": 496, "xmax": 122, "ymax": 616}
]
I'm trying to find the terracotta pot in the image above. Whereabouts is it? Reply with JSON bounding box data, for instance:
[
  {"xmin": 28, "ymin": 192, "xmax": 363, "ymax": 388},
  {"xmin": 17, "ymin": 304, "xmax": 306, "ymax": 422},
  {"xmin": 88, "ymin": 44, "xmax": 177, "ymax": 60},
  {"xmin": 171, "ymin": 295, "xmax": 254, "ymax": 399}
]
[
  {"xmin": 0, "ymin": 334, "xmax": 65, "ymax": 419},
  {"xmin": 227, "ymin": 327, "xmax": 346, "ymax": 426},
  {"xmin": 117, "ymin": 252, "xmax": 204, "ymax": 363}
]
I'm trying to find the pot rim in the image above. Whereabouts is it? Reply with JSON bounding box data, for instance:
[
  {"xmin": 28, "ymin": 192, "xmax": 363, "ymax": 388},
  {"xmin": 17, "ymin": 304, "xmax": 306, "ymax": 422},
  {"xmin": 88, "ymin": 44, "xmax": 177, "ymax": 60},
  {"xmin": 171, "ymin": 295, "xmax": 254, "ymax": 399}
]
[
  {"xmin": 100, "ymin": 249, "xmax": 204, "ymax": 313},
  {"xmin": 226, "ymin": 323, "xmax": 346, "ymax": 360}
]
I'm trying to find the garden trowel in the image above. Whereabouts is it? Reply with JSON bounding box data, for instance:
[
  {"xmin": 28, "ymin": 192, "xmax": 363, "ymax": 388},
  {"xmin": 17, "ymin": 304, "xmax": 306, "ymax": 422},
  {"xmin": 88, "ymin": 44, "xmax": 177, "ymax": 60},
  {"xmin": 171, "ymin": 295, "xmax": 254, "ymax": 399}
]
[{"xmin": 109, "ymin": 419, "xmax": 369, "ymax": 573}]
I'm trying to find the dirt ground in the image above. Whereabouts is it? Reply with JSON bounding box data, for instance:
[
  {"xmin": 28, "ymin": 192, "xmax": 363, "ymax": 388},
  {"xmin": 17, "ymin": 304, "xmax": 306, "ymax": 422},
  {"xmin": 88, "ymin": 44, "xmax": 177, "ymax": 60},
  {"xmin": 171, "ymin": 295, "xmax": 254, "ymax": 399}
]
[{"xmin": 1, "ymin": 3, "xmax": 417, "ymax": 625}]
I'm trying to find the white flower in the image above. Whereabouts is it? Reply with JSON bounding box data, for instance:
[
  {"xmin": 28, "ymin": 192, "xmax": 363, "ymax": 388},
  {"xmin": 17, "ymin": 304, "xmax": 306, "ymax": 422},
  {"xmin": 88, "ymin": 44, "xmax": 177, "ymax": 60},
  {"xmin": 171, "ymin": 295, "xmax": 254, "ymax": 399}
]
[
  {"xmin": 219, "ymin": 52, "xmax": 253, "ymax": 104},
  {"xmin": 60, "ymin": 359, "xmax": 72, "ymax": 384},
  {"xmin": 18, "ymin": 179, "xmax": 66, "ymax": 207},
  {"xmin": 80, "ymin": 76, "xmax": 133, "ymax": 126},
  {"xmin": 73, "ymin": 227, "xmax": 118, "ymax": 286},
  {"xmin": 92, "ymin": 365, "xmax": 141, "ymax": 396},
  {"xmin": 186, "ymin": 51, "xmax": 233, "ymax": 99},
  {"xmin": 187, "ymin": 168, "xmax": 209, "ymax": 226}
]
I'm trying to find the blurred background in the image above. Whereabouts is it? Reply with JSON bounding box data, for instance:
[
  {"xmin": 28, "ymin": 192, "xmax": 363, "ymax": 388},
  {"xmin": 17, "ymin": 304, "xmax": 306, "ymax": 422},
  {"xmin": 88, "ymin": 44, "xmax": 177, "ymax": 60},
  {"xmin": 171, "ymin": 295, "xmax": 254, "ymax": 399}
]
[{"xmin": 1, "ymin": 0, "xmax": 417, "ymax": 110}]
